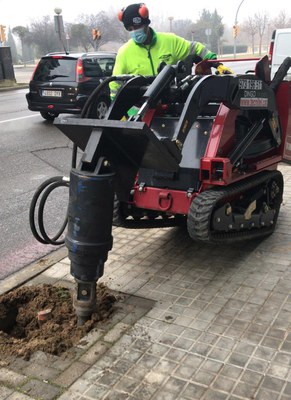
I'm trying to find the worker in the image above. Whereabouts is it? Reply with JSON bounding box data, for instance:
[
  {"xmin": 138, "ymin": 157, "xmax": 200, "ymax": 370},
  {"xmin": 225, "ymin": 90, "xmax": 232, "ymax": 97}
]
[{"xmin": 110, "ymin": 2, "xmax": 233, "ymax": 100}]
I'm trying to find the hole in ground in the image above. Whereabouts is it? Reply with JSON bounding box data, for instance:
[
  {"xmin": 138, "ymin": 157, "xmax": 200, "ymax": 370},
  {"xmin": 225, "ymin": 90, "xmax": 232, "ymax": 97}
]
[{"xmin": 0, "ymin": 283, "xmax": 119, "ymax": 360}]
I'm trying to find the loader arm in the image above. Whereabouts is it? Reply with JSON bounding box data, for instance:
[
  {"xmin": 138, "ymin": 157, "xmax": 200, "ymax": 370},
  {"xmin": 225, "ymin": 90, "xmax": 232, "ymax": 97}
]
[{"xmin": 173, "ymin": 74, "xmax": 277, "ymax": 146}]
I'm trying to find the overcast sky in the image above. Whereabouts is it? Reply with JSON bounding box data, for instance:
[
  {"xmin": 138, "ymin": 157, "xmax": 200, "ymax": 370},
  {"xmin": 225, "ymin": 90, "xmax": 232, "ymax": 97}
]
[{"xmin": 0, "ymin": 0, "xmax": 289, "ymax": 29}]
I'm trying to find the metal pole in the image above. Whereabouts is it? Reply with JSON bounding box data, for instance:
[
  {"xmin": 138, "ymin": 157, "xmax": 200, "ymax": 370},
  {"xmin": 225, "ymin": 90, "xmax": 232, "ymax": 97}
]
[
  {"xmin": 54, "ymin": 8, "xmax": 68, "ymax": 54},
  {"xmin": 234, "ymin": 0, "xmax": 245, "ymax": 59},
  {"xmin": 168, "ymin": 17, "xmax": 174, "ymax": 32}
]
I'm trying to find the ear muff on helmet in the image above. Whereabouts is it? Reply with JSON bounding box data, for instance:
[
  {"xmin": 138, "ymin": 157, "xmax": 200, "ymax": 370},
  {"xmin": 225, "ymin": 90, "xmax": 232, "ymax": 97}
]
[
  {"xmin": 138, "ymin": 4, "xmax": 149, "ymax": 19},
  {"xmin": 118, "ymin": 8, "xmax": 124, "ymax": 22},
  {"xmin": 118, "ymin": 3, "xmax": 149, "ymax": 23}
]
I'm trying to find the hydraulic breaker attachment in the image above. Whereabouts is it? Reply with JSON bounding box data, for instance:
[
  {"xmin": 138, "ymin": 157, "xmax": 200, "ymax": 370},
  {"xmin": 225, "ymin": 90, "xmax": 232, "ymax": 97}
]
[{"xmin": 66, "ymin": 158, "xmax": 115, "ymax": 325}]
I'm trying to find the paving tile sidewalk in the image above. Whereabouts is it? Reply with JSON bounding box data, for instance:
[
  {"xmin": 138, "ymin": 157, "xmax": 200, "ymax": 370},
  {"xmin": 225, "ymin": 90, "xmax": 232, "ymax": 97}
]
[{"xmin": 1, "ymin": 163, "xmax": 291, "ymax": 400}]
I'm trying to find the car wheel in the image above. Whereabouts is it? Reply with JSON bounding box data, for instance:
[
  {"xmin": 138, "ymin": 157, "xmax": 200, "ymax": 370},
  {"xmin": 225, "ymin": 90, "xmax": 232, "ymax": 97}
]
[
  {"xmin": 95, "ymin": 97, "xmax": 110, "ymax": 119},
  {"xmin": 40, "ymin": 111, "xmax": 59, "ymax": 121}
]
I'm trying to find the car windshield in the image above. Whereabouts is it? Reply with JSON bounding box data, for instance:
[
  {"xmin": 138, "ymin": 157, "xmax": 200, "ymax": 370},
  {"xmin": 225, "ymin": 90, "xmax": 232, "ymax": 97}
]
[{"xmin": 33, "ymin": 58, "xmax": 76, "ymax": 82}]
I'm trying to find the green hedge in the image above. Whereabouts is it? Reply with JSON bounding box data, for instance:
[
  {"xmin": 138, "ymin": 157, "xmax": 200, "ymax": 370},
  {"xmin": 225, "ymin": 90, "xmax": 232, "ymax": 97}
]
[{"xmin": 222, "ymin": 45, "xmax": 248, "ymax": 54}]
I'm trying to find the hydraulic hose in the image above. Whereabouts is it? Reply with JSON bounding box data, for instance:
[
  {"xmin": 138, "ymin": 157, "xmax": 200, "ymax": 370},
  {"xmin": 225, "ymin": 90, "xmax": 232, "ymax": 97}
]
[{"xmin": 29, "ymin": 176, "xmax": 69, "ymax": 245}]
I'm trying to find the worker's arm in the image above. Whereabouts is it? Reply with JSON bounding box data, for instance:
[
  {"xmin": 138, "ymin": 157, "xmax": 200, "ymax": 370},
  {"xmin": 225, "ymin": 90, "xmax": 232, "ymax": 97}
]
[
  {"xmin": 191, "ymin": 42, "xmax": 233, "ymax": 74},
  {"xmin": 109, "ymin": 48, "xmax": 129, "ymax": 100},
  {"xmin": 191, "ymin": 41, "xmax": 217, "ymax": 61},
  {"xmin": 177, "ymin": 37, "xmax": 233, "ymax": 74}
]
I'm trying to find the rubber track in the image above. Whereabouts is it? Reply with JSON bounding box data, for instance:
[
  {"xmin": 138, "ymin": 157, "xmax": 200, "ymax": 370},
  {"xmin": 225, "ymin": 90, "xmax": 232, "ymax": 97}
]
[{"xmin": 187, "ymin": 170, "xmax": 283, "ymax": 243}]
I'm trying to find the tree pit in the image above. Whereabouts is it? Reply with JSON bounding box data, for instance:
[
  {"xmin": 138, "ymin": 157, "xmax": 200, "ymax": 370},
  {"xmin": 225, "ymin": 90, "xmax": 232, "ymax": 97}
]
[{"xmin": 0, "ymin": 283, "xmax": 118, "ymax": 360}]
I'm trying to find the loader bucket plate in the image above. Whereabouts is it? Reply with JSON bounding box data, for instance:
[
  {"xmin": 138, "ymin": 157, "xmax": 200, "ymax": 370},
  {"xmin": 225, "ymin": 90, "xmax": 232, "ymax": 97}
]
[{"xmin": 55, "ymin": 117, "xmax": 181, "ymax": 172}]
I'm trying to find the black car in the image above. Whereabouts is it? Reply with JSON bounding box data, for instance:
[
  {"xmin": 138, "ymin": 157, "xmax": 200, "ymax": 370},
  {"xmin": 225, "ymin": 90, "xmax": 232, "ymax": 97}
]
[{"xmin": 26, "ymin": 51, "xmax": 116, "ymax": 121}]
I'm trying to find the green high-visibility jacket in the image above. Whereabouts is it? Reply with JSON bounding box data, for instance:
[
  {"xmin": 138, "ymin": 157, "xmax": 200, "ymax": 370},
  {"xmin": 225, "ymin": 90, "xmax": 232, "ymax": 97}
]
[{"xmin": 109, "ymin": 29, "xmax": 217, "ymax": 99}]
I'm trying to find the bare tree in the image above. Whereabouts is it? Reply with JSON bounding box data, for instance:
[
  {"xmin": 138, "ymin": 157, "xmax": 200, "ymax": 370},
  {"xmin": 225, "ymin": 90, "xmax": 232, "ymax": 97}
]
[
  {"xmin": 254, "ymin": 12, "xmax": 269, "ymax": 55},
  {"xmin": 170, "ymin": 19, "xmax": 194, "ymax": 40},
  {"xmin": 29, "ymin": 17, "xmax": 60, "ymax": 55},
  {"xmin": 241, "ymin": 17, "xmax": 257, "ymax": 54},
  {"xmin": 70, "ymin": 23, "xmax": 91, "ymax": 52},
  {"xmin": 78, "ymin": 11, "xmax": 128, "ymax": 50},
  {"xmin": 270, "ymin": 10, "xmax": 291, "ymax": 32}
]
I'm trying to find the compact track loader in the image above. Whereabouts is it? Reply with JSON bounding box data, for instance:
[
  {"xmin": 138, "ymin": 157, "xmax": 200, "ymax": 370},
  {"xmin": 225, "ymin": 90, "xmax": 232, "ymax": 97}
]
[{"xmin": 31, "ymin": 55, "xmax": 291, "ymax": 323}]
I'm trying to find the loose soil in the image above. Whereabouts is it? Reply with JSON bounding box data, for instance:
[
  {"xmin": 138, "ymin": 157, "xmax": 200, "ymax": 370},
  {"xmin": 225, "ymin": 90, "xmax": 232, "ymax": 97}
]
[{"xmin": 0, "ymin": 283, "xmax": 119, "ymax": 360}]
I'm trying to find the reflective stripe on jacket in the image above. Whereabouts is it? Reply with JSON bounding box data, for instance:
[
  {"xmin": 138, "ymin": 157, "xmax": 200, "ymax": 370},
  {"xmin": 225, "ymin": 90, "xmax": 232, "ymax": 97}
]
[{"xmin": 110, "ymin": 29, "xmax": 216, "ymax": 98}]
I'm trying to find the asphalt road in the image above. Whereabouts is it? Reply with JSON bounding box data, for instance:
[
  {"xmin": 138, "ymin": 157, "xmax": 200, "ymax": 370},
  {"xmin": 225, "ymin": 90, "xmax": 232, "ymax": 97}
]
[{"xmin": 0, "ymin": 87, "xmax": 74, "ymax": 279}]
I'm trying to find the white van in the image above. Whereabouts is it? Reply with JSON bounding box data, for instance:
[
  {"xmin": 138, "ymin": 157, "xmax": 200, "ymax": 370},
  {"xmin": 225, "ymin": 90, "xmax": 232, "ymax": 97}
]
[{"xmin": 269, "ymin": 28, "xmax": 291, "ymax": 79}]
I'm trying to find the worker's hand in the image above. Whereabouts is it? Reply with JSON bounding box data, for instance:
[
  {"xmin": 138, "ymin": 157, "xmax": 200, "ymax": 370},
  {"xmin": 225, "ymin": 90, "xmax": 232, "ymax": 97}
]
[{"xmin": 215, "ymin": 64, "xmax": 234, "ymax": 75}]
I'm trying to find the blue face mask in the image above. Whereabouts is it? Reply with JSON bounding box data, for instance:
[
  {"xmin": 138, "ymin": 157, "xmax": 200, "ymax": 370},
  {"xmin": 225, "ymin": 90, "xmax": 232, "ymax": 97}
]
[{"xmin": 129, "ymin": 27, "xmax": 147, "ymax": 44}]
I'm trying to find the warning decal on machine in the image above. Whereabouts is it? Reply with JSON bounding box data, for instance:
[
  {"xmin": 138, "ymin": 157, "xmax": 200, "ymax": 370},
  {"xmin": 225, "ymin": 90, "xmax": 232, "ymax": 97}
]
[
  {"xmin": 240, "ymin": 98, "xmax": 268, "ymax": 107},
  {"xmin": 239, "ymin": 79, "xmax": 263, "ymax": 90},
  {"xmin": 238, "ymin": 78, "xmax": 268, "ymax": 107}
]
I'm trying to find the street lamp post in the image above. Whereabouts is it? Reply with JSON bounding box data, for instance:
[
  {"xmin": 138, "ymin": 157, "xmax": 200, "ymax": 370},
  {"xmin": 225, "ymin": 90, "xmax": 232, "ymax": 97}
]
[
  {"xmin": 191, "ymin": 30, "xmax": 195, "ymax": 42},
  {"xmin": 66, "ymin": 33, "xmax": 70, "ymax": 53},
  {"xmin": 233, "ymin": 0, "xmax": 245, "ymax": 59},
  {"xmin": 54, "ymin": 8, "xmax": 68, "ymax": 54}
]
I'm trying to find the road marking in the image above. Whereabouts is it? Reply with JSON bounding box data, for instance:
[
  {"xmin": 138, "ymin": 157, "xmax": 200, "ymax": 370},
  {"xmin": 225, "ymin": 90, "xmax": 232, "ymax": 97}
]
[{"xmin": 0, "ymin": 114, "xmax": 39, "ymax": 124}]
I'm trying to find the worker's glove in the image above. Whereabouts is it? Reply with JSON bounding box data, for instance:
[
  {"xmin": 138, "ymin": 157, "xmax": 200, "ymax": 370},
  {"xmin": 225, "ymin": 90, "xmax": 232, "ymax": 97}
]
[{"xmin": 215, "ymin": 64, "xmax": 234, "ymax": 75}]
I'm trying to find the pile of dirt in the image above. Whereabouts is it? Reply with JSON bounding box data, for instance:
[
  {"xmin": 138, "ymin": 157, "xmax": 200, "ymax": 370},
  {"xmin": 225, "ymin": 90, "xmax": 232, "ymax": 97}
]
[{"xmin": 0, "ymin": 283, "xmax": 118, "ymax": 360}]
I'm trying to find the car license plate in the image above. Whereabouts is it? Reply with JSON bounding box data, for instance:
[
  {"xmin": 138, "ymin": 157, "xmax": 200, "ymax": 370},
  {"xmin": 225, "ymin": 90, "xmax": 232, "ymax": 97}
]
[{"xmin": 42, "ymin": 90, "xmax": 62, "ymax": 97}]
